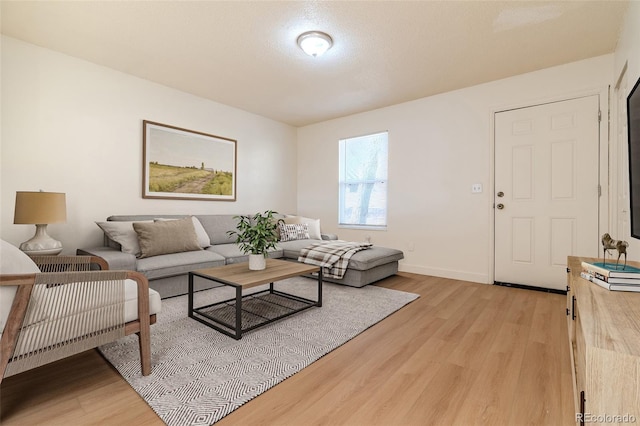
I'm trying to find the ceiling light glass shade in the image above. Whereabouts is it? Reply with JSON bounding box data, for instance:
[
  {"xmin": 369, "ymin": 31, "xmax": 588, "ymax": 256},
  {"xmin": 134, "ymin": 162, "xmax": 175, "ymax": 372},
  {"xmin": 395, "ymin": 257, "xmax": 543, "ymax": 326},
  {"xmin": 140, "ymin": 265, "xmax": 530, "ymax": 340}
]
[{"xmin": 297, "ymin": 31, "xmax": 333, "ymax": 57}]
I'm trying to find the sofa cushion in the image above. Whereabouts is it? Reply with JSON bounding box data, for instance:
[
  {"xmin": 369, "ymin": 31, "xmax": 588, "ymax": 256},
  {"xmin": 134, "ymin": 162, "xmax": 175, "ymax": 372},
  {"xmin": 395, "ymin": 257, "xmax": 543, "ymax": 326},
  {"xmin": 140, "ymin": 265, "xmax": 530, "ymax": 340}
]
[
  {"xmin": 24, "ymin": 278, "xmax": 161, "ymax": 322},
  {"xmin": 207, "ymin": 244, "xmax": 247, "ymax": 264},
  {"xmin": 97, "ymin": 220, "xmax": 152, "ymax": 255},
  {"xmin": 0, "ymin": 240, "xmax": 41, "ymax": 333},
  {"xmin": 195, "ymin": 215, "xmax": 239, "ymax": 245},
  {"xmin": 134, "ymin": 217, "xmax": 202, "ymax": 258},
  {"xmin": 278, "ymin": 241, "xmax": 403, "ymax": 271},
  {"xmin": 125, "ymin": 279, "xmax": 162, "ymax": 321},
  {"xmin": 277, "ymin": 239, "xmax": 327, "ymax": 259},
  {"xmin": 136, "ymin": 250, "xmax": 225, "ymax": 280},
  {"xmin": 279, "ymin": 223, "xmax": 310, "ymax": 242},
  {"xmin": 207, "ymin": 244, "xmax": 283, "ymax": 264},
  {"xmin": 284, "ymin": 215, "xmax": 322, "ymax": 240},
  {"xmin": 346, "ymin": 246, "xmax": 405, "ymax": 271}
]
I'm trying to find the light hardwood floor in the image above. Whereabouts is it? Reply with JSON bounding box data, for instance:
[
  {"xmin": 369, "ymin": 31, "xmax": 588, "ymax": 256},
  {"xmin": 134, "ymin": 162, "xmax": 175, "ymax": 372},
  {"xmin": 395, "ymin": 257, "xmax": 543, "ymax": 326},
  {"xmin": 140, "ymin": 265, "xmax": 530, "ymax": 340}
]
[{"xmin": 1, "ymin": 272, "xmax": 575, "ymax": 425}]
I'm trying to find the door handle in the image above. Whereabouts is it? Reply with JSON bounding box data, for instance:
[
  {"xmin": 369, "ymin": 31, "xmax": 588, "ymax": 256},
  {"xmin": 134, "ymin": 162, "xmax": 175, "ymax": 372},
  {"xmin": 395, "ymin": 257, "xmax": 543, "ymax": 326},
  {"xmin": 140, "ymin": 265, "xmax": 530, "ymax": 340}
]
[{"xmin": 497, "ymin": 203, "xmax": 504, "ymax": 210}]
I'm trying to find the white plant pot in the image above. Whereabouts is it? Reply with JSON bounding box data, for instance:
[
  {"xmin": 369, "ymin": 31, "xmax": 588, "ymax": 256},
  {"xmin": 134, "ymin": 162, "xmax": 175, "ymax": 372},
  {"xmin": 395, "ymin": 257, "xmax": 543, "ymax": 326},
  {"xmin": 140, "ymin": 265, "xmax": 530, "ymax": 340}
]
[{"xmin": 249, "ymin": 254, "xmax": 266, "ymax": 270}]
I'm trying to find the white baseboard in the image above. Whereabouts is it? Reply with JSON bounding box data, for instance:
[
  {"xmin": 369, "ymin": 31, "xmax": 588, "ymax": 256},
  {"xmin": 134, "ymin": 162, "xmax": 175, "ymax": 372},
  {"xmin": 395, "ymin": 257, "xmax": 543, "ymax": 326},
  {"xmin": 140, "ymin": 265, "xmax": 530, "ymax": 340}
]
[{"xmin": 398, "ymin": 263, "xmax": 490, "ymax": 284}]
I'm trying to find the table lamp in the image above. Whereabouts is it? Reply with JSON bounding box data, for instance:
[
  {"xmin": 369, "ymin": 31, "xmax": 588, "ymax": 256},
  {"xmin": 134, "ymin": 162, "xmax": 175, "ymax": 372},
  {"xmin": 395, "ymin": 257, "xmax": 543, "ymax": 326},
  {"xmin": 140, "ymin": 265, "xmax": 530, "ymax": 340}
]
[{"xmin": 14, "ymin": 191, "xmax": 67, "ymax": 255}]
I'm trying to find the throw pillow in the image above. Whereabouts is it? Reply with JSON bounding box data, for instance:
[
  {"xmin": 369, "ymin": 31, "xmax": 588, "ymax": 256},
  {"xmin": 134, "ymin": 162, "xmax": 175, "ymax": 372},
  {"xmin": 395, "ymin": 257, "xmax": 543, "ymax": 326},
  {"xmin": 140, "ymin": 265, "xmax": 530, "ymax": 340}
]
[
  {"xmin": 0, "ymin": 239, "xmax": 42, "ymax": 333},
  {"xmin": 96, "ymin": 220, "xmax": 152, "ymax": 256},
  {"xmin": 279, "ymin": 223, "xmax": 310, "ymax": 242},
  {"xmin": 284, "ymin": 215, "xmax": 322, "ymax": 240},
  {"xmin": 133, "ymin": 217, "xmax": 202, "ymax": 258},
  {"xmin": 154, "ymin": 216, "xmax": 211, "ymax": 248}
]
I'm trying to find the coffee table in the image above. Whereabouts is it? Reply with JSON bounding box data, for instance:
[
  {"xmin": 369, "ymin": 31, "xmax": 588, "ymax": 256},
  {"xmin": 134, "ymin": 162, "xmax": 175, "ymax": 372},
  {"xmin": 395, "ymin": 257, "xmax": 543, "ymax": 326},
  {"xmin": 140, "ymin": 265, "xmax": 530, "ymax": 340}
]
[{"xmin": 188, "ymin": 258, "xmax": 322, "ymax": 339}]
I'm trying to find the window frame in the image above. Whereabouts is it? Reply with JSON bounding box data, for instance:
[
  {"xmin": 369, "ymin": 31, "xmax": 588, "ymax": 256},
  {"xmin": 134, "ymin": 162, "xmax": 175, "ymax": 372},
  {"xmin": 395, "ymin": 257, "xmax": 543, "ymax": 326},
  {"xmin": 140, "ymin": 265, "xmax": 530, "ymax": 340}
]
[{"xmin": 338, "ymin": 131, "xmax": 389, "ymax": 230}]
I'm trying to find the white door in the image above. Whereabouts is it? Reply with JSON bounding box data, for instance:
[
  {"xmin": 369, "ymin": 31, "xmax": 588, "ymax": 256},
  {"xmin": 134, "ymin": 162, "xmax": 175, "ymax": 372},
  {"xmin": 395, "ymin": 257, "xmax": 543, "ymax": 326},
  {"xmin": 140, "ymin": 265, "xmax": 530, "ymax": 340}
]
[{"xmin": 494, "ymin": 96, "xmax": 600, "ymax": 291}]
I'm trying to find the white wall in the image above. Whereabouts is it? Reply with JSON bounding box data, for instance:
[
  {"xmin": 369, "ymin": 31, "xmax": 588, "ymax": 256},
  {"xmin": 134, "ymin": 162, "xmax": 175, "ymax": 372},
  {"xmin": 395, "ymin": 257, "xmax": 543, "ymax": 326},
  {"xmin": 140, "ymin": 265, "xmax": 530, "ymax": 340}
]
[
  {"xmin": 0, "ymin": 36, "xmax": 298, "ymax": 253},
  {"xmin": 614, "ymin": 1, "xmax": 640, "ymax": 88},
  {"xmin": 612, "ymin": 1, "xmax": 640, "ymax": 258},
  {"xmin": 297, "ymin": 55, "xmax": 613, "ymax": 283},
  {"xmin": 1, "ymin": 32, "xmax": 624, "ymax": 283}
]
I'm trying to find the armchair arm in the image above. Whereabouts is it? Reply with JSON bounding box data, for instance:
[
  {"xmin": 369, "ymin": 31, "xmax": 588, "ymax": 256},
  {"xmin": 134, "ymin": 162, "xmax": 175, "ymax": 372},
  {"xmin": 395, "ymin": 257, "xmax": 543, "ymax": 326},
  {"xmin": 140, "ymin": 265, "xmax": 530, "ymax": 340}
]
[
  {"xmin": 0, "ymin": 275, "xmax": 35, "ymax": 381},
  {"xmin": 127, "ymin": 271, "xmax": 151, "ymax": 375}
]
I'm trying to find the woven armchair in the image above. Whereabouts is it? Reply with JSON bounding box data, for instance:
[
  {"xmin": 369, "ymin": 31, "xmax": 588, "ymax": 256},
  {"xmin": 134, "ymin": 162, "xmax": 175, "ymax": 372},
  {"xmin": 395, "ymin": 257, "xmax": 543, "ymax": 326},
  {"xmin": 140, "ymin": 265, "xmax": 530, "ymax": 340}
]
[{"xmin": 0, "ymin": 254, "xmax": 157, "ymax": 382}]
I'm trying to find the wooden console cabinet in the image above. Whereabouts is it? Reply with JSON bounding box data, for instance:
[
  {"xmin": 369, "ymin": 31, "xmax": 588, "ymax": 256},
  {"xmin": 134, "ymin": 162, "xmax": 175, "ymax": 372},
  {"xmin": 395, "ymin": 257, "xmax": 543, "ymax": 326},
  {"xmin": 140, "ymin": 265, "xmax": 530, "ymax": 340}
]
[{"xmin": 567, "ymin": 256, "xmax": 640, "ymax": 425}]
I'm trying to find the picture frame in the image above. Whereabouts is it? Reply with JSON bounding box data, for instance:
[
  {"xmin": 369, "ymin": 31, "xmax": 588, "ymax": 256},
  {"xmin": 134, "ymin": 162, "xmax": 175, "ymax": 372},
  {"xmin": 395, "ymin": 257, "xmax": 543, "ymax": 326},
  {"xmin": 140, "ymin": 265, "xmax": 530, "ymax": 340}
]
[{"xmin": 142, "ymin": 120, "xmax": 237, "ymax": 201}]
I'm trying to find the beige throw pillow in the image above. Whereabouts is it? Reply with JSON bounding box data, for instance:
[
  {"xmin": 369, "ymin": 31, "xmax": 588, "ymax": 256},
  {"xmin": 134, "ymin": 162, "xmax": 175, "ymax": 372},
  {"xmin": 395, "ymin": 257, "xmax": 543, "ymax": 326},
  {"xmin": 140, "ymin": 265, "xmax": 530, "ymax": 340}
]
[
  {"xmin": 154, "ymin": 216, "xmax": 211, "ymax": 248},
  {"xmin": 133, "ymin": 217, "xmax": 202, "ymax": 258}
]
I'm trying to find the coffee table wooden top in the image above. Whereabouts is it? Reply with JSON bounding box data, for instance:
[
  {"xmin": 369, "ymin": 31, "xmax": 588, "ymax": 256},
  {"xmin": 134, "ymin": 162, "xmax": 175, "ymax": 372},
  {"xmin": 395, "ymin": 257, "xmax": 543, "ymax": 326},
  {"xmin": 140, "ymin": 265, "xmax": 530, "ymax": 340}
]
[{"xmin": 191, "ymin": 258, "xmax": 320, "ymax": 289}]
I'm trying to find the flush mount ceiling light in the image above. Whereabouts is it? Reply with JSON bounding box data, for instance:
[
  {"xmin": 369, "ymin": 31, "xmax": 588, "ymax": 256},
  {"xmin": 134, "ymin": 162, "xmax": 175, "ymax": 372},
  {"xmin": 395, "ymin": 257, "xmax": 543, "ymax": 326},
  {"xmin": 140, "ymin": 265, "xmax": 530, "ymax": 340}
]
[{"xmin": 297, "ymin": 31, "xmax": 333, "ymax": 57}]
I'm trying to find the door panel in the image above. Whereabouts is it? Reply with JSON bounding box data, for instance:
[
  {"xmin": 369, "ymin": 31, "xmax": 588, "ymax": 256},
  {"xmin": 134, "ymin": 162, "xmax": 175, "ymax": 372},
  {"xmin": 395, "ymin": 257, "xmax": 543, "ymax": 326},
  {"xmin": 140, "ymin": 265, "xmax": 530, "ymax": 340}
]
[
  {"xmin": 512, "ymin": 217, "xmax": 533, "ymax": 263},
  {"xmin": 512, "ymin": 146, "xmax": 533, "ymax": 199},
  {"xmin": 551, "ymin": 140, "xmax": 575, "ymax": 199},
  {"xmin": 495, "ymin": 96, "xmax": 600, "ymax": 290}
]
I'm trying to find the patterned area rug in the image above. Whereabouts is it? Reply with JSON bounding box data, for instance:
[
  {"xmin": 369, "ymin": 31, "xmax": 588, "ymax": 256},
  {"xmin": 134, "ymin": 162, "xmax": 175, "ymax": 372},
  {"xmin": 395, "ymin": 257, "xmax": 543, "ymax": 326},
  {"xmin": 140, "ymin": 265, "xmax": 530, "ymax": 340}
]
[{"xmin": 99, "ymin": 277, "xmax": 418, "ymax": 425}]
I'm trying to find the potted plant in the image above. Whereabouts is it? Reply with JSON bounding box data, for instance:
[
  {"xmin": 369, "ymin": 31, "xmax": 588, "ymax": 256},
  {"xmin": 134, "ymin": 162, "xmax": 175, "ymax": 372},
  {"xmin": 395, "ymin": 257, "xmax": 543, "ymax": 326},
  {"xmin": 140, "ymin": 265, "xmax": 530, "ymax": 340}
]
[{"xmin": 227, "ymin": 210, "xmax": 282, "ymax": 270}]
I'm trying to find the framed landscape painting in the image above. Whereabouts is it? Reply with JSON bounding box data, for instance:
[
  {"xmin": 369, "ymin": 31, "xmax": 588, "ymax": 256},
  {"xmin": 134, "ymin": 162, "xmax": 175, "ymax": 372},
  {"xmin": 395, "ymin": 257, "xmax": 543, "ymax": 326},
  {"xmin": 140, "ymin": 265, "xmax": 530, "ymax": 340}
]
[{"xmin": 142, "ymin": 120, "xmax": 237, "ymax": 201}]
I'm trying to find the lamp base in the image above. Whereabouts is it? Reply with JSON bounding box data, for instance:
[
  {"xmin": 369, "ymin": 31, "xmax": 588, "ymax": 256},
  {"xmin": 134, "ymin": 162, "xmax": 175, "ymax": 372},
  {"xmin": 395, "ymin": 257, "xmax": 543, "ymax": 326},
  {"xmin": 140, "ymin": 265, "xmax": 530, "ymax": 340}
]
[{"xmin": 19, "ymin": 224, "xmax": 63, "ymax": 256}]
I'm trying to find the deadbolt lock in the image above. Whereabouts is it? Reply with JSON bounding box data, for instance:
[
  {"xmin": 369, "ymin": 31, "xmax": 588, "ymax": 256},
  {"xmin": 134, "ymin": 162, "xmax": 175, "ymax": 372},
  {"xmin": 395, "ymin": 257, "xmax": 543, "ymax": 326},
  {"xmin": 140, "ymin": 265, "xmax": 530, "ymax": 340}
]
[{"xmin": 497, "ymin": 191, "xmax": 504, "ymax": 197}]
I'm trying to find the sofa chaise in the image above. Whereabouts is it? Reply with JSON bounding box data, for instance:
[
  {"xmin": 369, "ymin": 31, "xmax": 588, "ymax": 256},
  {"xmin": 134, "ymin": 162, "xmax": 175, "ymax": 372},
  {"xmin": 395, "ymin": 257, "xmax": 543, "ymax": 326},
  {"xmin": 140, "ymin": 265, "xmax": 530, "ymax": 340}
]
[{"xmin": 78, "ymin": 214, "xmax": 404, "ymax": 298}]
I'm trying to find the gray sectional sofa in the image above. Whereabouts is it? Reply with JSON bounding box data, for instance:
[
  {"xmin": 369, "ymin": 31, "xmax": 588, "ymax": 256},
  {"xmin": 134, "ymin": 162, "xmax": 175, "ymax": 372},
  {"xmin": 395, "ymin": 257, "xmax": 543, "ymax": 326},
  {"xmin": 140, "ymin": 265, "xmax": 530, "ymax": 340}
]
[{"xmin": 78, "ymin": 214, "xmax": 404, "ymax": 298}]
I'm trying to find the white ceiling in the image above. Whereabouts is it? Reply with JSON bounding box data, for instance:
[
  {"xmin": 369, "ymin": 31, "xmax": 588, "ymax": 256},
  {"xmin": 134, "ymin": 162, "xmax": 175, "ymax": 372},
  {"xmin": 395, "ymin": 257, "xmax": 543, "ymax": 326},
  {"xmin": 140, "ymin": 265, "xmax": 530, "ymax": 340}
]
[{"xmin": 0, "ymin": 1, "xmax": 629, "ymax": 127}]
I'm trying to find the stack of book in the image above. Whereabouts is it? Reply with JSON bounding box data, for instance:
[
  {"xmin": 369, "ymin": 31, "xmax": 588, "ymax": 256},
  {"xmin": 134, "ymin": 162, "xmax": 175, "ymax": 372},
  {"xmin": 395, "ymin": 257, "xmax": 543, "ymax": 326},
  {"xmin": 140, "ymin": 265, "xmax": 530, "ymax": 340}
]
[{"xmin": 581, "ymin": 261, "xmax": 640, "ymax": 292}]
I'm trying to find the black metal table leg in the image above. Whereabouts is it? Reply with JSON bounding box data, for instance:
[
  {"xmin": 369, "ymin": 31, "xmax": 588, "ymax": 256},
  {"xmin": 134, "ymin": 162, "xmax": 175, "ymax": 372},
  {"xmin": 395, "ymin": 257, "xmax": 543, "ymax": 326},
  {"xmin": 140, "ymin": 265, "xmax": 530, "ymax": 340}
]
[
  {"xmin": 317, "ymin": 268, "xmax": 323, "ymax": 307},
  {"xmin": 235, "ymin": 286, "xmax": 242, "ymax": 339},
  {"xmin": 188, "ymin": 272, "xmax": 194, "ymax": 319}
]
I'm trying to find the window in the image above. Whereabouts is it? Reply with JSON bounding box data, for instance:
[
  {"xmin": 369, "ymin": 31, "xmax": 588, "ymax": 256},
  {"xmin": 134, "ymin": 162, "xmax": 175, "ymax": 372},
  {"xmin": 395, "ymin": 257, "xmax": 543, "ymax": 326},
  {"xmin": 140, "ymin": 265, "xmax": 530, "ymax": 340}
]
[{"xmin": 339, "ymin": 131, "xmax": 388, "ymax": 228}]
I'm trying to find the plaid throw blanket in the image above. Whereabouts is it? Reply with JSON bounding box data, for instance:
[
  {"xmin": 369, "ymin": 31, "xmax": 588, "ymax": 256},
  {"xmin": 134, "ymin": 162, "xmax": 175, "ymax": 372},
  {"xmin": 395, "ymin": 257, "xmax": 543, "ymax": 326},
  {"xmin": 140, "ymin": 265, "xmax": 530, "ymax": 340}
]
[{"xmin": 298, "ymin": 241, "xmax": 373, "ymax": 279}]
